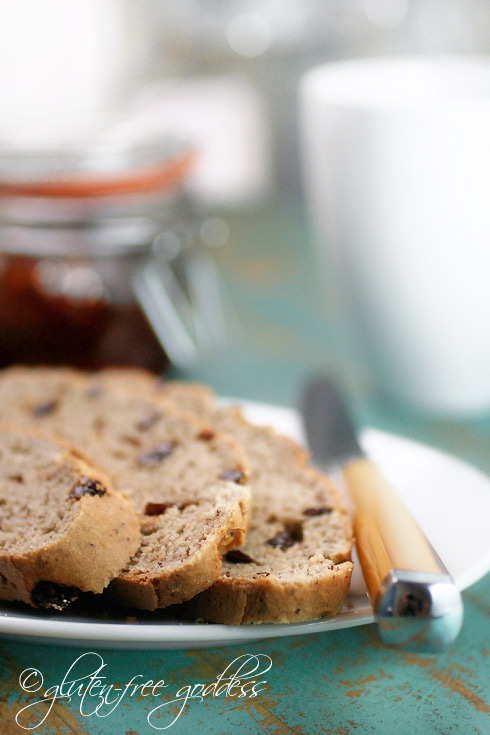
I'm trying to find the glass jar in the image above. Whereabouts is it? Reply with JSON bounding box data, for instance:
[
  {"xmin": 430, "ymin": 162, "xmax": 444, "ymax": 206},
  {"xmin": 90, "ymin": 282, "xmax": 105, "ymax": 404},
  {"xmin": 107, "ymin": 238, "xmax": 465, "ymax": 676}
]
[{"xmin": 0, "ymin": 136, "xmax": 205, "ymax": 372}]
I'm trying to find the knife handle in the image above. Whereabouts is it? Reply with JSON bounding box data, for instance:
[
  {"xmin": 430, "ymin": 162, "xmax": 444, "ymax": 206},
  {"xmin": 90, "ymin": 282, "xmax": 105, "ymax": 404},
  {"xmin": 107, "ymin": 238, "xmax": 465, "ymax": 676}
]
[{"xmin": 343, "ymin": 457, "xmax": 463, "ymax": 650}]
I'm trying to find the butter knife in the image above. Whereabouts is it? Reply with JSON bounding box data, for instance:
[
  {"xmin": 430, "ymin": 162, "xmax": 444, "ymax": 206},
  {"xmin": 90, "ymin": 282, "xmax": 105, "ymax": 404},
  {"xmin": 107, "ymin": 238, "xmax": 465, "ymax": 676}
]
[{"xmin": 301, "ymin": 375, "xmax": 463, "ymax": 652}]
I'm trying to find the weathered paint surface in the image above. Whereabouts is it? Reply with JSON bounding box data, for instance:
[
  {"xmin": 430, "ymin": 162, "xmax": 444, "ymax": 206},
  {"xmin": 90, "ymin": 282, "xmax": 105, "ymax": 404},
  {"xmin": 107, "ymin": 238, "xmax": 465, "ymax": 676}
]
[{"xmin": 1, "ymin": 576, "xmax": 488, "ymax": 735}]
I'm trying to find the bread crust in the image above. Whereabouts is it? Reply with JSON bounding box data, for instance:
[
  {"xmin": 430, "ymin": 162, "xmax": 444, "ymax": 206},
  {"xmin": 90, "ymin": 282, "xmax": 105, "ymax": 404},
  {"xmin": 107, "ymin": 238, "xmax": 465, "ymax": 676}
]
[{"xmin": 179, "ymin": 562, "xmax": 353, "ymax": 624}]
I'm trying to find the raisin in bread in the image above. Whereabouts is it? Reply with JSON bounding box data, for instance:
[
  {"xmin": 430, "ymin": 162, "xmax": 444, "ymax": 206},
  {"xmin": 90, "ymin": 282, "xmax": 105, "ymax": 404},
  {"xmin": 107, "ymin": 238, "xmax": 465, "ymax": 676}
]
[
  {"xmin": 0, "ymin": 368, "xmax": 251, "ymax": 610},
  {"xmin": 0, "ymin": 424, "xmax": 140, "ymax": 608},
  {"xmin": 85, "ymin": 371, "xmax": 354, "ymax": 624}
]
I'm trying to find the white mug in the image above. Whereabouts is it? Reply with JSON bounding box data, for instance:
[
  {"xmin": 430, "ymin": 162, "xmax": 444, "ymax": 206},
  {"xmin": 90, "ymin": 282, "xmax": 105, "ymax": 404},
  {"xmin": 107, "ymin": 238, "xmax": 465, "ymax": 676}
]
[{"xmin": 300, "ymin": 56, "xmax": 490, "ymax": 415}]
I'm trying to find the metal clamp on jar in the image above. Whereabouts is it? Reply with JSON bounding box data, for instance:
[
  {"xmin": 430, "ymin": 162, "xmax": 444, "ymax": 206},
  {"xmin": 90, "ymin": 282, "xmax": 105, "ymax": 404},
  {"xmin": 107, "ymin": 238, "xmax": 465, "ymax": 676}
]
[{"xmin": 0, "ymin": 134, "xmax": 227, "ymax": 372}]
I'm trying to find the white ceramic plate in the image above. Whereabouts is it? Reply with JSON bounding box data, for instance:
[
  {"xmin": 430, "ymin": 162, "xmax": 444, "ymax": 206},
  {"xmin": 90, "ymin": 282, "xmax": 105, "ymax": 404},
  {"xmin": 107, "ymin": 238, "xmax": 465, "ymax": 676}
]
[{"xmin": 1, "ymin": 400, "xmax": 489, "ymax": 649}]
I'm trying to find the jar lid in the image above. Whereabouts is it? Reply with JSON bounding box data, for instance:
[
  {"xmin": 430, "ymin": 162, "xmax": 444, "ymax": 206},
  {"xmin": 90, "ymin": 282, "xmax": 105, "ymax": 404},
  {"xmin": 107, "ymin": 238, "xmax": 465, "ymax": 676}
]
[
  {"xmin": 0, "ymin": 118, "xmax": 198, "ymax": 257},
  {"xmin": 0, "ymin": 133, "xmax": 196, "ymax": 198}
]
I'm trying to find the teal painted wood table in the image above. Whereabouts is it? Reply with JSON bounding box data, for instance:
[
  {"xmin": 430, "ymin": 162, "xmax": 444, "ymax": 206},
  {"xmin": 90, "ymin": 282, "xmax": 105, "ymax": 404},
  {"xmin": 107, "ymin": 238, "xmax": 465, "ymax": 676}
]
[{"xmin": 1, "ymin": 202, "xmax": 489, "ymax": 735}]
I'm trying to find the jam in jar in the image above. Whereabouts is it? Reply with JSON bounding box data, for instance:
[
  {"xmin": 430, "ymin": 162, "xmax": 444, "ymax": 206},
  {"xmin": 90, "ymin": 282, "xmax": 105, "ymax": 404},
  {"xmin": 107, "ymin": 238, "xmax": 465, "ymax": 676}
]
[{"xmin": 0, "ymin": 137, "xmax": 197, "ymax": 372}]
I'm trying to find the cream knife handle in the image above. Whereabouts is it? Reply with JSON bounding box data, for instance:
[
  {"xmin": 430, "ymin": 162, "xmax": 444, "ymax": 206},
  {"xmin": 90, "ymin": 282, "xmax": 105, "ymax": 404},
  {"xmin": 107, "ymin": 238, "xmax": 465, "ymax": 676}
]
[
  {"xmin": 343, "ymin": 457, "xmax": 463, "ymax": 651},
  {"xmin": 345, "ymin": 458, "xmax": 443, "ymax": 589}
]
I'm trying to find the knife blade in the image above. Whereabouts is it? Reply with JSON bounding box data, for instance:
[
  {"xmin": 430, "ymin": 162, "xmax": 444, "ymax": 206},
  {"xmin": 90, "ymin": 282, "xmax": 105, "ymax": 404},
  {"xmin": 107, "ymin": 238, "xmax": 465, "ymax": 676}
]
[{"xmin": 301, "ymin": 375, "xmax": 463, "ymax": 652}]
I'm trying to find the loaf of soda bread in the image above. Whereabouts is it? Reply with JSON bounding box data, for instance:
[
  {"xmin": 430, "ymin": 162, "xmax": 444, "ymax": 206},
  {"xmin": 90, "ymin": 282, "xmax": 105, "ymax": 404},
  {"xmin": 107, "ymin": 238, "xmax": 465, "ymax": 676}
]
[{"xmin": 0, "ymin": 368, "xmax": 251, "ymax": 610}]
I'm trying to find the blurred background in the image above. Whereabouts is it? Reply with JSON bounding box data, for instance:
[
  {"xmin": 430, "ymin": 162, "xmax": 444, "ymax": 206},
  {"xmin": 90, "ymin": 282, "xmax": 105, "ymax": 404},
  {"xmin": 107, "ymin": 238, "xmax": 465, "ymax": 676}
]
[
  {"xmin": 3, "ymin": 0, "xmax": 489, "ymax": 198},
  {"xmin": 1, "ymin": 0, "xmax": 490, "ymax": 471}
]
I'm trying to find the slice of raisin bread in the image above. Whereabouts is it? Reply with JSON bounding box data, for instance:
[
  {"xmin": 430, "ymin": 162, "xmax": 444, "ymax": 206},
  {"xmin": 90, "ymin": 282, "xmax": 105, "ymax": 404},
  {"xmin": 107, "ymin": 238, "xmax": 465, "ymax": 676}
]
[
  {"xmin": 0, "ymin": 367, "xmax": 251, "ymax": 610},
  {"xmin": 86, "ymin": 371, "xmax": 354, "ymax": 624},
  {"xmin": 0, "ymin": 424, "xmax": 140, "ymax": 608},
  {"xmin": 172, "ymin": 406, "xmax": 353, "ymax": 624}
]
